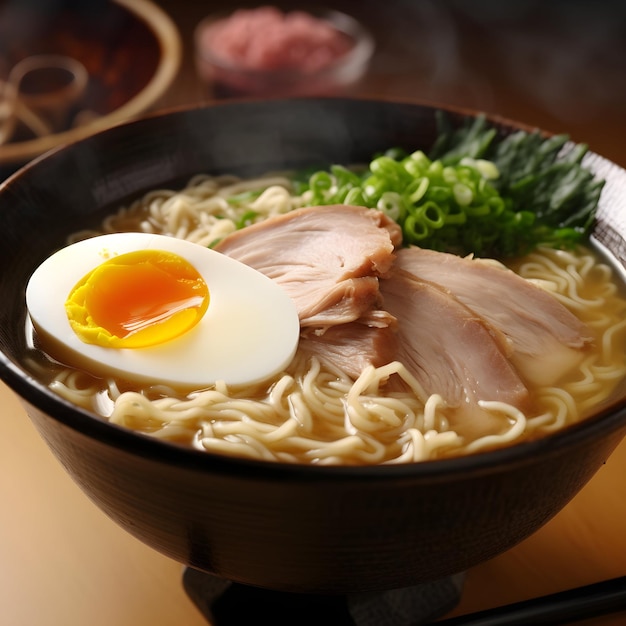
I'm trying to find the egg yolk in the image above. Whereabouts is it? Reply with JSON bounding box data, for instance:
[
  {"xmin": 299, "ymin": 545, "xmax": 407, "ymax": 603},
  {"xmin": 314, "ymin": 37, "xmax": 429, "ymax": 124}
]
[{"xmin": 65, "ymin": 249, "xmax": 209, "ymax": 349}]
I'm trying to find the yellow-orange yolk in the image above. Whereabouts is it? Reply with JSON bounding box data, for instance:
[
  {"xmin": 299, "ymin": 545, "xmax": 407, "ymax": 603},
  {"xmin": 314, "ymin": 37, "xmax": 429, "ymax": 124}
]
[{"xmin": 65, "ymin": 249, "xmax": 210, "ymax": 349}]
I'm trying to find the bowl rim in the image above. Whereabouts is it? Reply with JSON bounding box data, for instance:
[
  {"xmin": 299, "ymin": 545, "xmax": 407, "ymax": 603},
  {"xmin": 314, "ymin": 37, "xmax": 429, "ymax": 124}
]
[
  {"xmin": 2, "ymin": 96, "xmax": 626, "ymax": 481},
  {"xmin": 0, "ymin": 0, "xmax": 182, "ymax": 166}
]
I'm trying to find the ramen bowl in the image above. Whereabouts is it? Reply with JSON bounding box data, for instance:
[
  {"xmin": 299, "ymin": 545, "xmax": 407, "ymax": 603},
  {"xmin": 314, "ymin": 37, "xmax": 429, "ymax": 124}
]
[{"xmin": 1, "ymin": 98, "xmax": 626, "ymax": 595}]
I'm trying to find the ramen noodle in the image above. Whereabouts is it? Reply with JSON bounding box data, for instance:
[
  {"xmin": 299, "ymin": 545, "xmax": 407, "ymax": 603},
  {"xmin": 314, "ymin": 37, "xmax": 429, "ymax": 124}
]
[{"xmin": 38, "ymin": 172, "xmax": 626, "ymax": 465}]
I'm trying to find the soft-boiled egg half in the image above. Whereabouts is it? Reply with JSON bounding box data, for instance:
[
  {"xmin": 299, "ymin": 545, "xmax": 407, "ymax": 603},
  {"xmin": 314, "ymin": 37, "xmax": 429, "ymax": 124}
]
[{"xmin": 26, "ymin": 233, "xmax": 300, "ymax": 389}]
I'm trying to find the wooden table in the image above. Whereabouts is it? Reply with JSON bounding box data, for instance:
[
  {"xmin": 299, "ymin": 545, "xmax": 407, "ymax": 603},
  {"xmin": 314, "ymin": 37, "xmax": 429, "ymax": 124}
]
[{"xmin": 2, "ymin": 1, "xmax": 626, "ymax": 624}]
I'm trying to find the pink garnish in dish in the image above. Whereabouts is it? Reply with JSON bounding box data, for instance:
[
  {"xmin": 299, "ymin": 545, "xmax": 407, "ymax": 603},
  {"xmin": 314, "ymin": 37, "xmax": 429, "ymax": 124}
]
[{"xmin": 201, "ymin": 6, "xmax": 353, "ymax": 73}]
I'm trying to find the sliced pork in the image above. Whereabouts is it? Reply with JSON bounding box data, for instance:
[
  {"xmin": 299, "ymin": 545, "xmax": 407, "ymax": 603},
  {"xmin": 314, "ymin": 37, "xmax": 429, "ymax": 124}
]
[
  {"xmin": 215, "ymin": 205, "xmax": 401, "ymax": 331},
  {"xmin": 299, "ymin": 321, "xmax": 398, "ymax": 379},
  {"xmin": 381, "ymin": 269, "xmax": 531, "ymax": 439},
  {"xmin": 216, "ymin": 205, "xmax": 592, "ymax": 439},
  {"xmin": 394, "ymin": 247, "xmax": 594, "ymax": 385}
]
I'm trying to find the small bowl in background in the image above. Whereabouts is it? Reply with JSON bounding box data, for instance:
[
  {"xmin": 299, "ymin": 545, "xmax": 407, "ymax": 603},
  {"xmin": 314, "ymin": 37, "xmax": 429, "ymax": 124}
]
[{"xmin": 194, "ymin": 6, "xmax": 375, "ymax": 99}]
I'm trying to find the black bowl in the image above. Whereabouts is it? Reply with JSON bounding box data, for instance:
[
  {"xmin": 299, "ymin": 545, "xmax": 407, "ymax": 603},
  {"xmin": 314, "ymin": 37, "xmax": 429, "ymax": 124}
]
[{"xmin": 1, "ymin": 98, "xmax": 626, "ymax": 594}]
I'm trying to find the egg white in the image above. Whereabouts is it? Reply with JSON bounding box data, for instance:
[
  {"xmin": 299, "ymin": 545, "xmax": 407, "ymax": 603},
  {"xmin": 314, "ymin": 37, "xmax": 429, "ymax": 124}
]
[{"xmin": 26, "ymin": 233, "xmax": 300, "ymax": 389}]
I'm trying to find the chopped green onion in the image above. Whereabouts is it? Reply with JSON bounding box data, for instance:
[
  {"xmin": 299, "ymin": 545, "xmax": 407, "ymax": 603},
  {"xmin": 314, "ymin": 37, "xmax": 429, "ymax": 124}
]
[
  {"xmin": 377, "ymin": 192, "xmax": 404, "ymax": 221},
  {"xmin": 226, "ymin": 190, "xmax": 263, "ymax": 205},
  {"xmin": 292, "ymin": 113, "xmax": 602, "ymax": 258},
  {"xmin": 235, "ymin": 210, "xmax": 258, "ymax": 230}
]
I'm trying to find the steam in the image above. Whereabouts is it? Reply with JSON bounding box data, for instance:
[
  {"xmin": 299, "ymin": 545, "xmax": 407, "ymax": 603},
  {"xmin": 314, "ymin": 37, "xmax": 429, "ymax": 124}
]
[
  {"xmin": 482, "ymin": 0, "xmax": 626, "ymax": 123},
  {"xmin": 359, "ymin": 0, "xmax": 495, "ymax": 109},
  {"xmin": 357, "ymin": 0, "xmax": 625, "ymax": 125}
]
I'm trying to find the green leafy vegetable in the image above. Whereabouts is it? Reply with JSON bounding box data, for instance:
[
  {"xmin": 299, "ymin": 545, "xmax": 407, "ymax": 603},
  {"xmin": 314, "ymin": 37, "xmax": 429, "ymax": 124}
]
[
  {"xmin": 297, "ymin": 113, "xmax": 603, "ymax": 258},
  {"xmin": 429, "ymin": 113, "xmax": 604, "ymax": 254}
]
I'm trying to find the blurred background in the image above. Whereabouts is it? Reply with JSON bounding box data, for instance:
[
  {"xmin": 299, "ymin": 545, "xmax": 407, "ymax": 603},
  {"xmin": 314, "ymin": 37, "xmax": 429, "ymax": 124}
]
[
  {"xmin": 164, "ymin": 0, "xmax": 626, "ymax": 162},
  {"xmin": 170, "ymin": 0, "xmax": 626, "ymax": 162},
  {"xmin": 1, "ymin": 0, "xmax": 625, "ymax": 175},
  {"xmin": 1, "ymin": 1, "xmax": 626, "ymax": 625}
]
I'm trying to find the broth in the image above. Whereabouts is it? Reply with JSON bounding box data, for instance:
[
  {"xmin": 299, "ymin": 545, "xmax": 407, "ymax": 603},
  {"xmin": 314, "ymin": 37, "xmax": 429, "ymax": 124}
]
[{"xmin": 26, "ymin": 172, "xmax": 626, "ymax": 465}]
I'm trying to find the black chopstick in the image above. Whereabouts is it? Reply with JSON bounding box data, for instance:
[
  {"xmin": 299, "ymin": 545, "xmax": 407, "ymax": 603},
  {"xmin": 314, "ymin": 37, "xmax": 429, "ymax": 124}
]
[{"xmin": 435, "ymin": 576, "xmax": 626, "ymax": 625}]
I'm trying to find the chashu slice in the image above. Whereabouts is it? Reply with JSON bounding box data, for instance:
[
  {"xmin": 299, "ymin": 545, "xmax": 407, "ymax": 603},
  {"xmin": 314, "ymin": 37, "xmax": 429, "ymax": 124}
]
[
  {"xmin": 393, "ymin": 246, "xmax": 594, "ymax": 386},
  {"xmin": 381, "ymin": 269, "xmax": 531, "ymax": 439},
  {"xmin": 298, "ymin": 312, "xmax": 399, "ymax": 379},
  {"xmin": 215, "ymin": 205, "xmax": 402, "ymax": 332}
]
